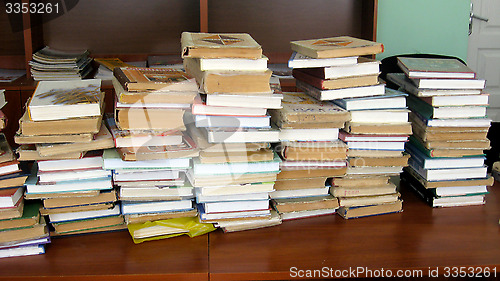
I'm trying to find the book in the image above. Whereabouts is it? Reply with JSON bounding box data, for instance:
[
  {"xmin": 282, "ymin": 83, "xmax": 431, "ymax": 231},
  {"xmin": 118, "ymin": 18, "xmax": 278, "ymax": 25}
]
[
  {"xmin": 346, "ymin": 166, "xmax": 404, "ymax": 176},
  {"xmin": 0, "ymin": 172, "xmax": 28, "ymax": 190},
  {"xmin": 298, "ymin": 57, "xmax": 380, "ymax": 79},
  {"xmin": 184, "ymin": 58, "xmax": 272, "ymax": 94},
  {"xmin": 344, "ymin": 122, "xmax": 413, "ymax": 135},
  {"xmin": 52, "ymin": 215, "xmax": 124, "ymax": 235},
  {"xmin": 192, "ymin": 154, "xmax": 280, "ymax": 176},
  {"xmin": 19, "ymin": 111, "xmax": 102, "ymax": 136},
  {"xmin": 279, "ymin": 208, "xmax": 336, "ymax": 221},
  {"xmin": 277, "ymin": 141, "xmax": 347, "ymax": 161},
  {"xmin": 217, "ymin": 211, "xmax": 281, "ymax": 232},
  {"xmin": 181, "ymin": 32, "xmax": 262, "ymax": 59},
  {"xmin": 0, "ymin": 188, "xmax": 24, "ymax": 209},
  {"xmin": 27, "ymin": 79, "xmax": 103, "ymax": 121},
  {"xmin": 199, "ymin": 149, "xmax": 274, "ymax": 164},
  {"xmin": 0, "ymin": 160, "xmax": 21, "ymax": 177},
  {"xmin": 0, "ymin": 200, "xmax": 23, "ymax": 220},
  {"xmin": 349, "ymin": 109, "xmax": 409, "ymax": 124},
  {"xmin": 274, "ymin": 177, "xmax": 328, "ymax": 191},
  {"xmin": 192, "ymin": 96, "xmax": 268, "ymax": 117},
  {"xmin": 409, "ymin": 135, "xmax": 486, "ymax": 158},
  {"xmin": 297, "ymin": 80, "xmax": 385, "ymax": 101},
  {"xmin": 94, "ymin": 58, "xmax": 135, "ymax": 70},
  {"xmin": 0, "ymin": 218, "xmax": 47, "ymax": 244},
  {"xmin": 196, "ymin": 182, "xmax": 275, "ymax": 196},
  {"xmin": 147, "ymin": 55, "xmax": 183, "ymax": 69},
  {"xmin": 279, "ymin": 128, "xmax": 340, "ymax": 142},
  {"xmin": 272, "ymin": 195, "xmax": 339, "ymax": 213},
  {"xmin": 293, "ymin": 70, "xmax": 378, "ymax": 90},
  {"xmin": 194, "ymin": 114, "xmax": 271, "ymax": 128},
  {"xmin": 290, "ymin": 36, "xmax": 384, "ymax": 59},
  {"xmin": 15, "ymin": 145, "xmax": 83, "ymax": 161},
  {"xmin": 339, "ymin": 131, "xmax": 409, "ymax": 142},
  {"xmin": 124, "ymin": 209, "xmax": 198, "ymax": 224},
  {"xmin": 346, "ymin": 141, "xmax": 406, "ymax": 151},
  {"xmin": 0, "ymin": 244, "xmax": 45, "ymax": 258},
  {"xmin": 331, "ymin": 183, "xmax": 397, "ymax": 198},
  {"xmin": 402, "ymin": 168, "xmax": 493, "ymax": 189},
  {"xmin": 397, "ymin": 57, "xmax": 476, "ymax": 79},
  {"xmin": 407, "ymin": 94, "xmax": 486, "ymax": 119},
  {"xmin": 338, "ymin": 193, "xmax": 400, "ymax": 207},
  {"xmin": 25, "ymin": 175, "xmax": 113, "ymax": 195},
  {"xmin": 405, "ymin": 142, "xmax": 485, "ymax": 169},
  {"xmin": 196, "ymin": 192, "xmax": 269, "ymax": 204},
  {"xmin": 15, "ymin": 132, "xmax": 94, "ymax": 144},
  {"xmin": 116, "ymin": 135, "xmax": 199, "ymax": 161},
  {"xmin": 35, "ymin": 124, "xmax": 114, "ymax": 157},
  {"xmin": 287, "ymin": 52, "xmax": 358, "ymax": 68},
  {"xmin": 270, "ymin": 186, "xmax": 329, "ymax": 199},
  {"xmin": 420, "ymin": 94, "xmax": 489, "ymax": 107},
  {"xmin": 38, "ymin": 169, "xmax": 111, "ymax": 184},
  {"xmin": 277, "ymin": 166, "xmax": 346, "ymax": 180},
  {"xmin": 120, "ymin": 186, "xmax": 194, "ymax": 201},
  {"xmin": 337, "ymin": 200, "xmax": 403, "ymax": 219},
  {"xmin": 193, "ymin": 56, "xmax": 268, "ymax": 71},
  {"xmin": 202, "ymin": 127, "xmax": 279, "ymax": 143},
  {"xmin": 187, "ymin": 170, "xmax": 277, "ymax": 187},
  {"xmin": 116, "ymin": 108, "xmax": 186, "ymax": 130},
  {"xmin": 113, "ymin": 67, "xmax": 198, "ymax": 92},
  {"xmin": 411, "ymin": 77, "xmax": 486, "ymax": 90},
  {"xmin": 330, "ymin": 176, "xmax": 390, "ymax": 188},
  {"xmin": 37, "ymin": 152, "xmax": 103, "ymax": 172},
  {"xmin": 332, "ymin": 88, "xmax": 407, "ymax": 111},
  {"xmin": 269, "ymin": 91, "xmax": 349, "ymax": 124},
  {"xmin": 201, "ymin": 200, "xmax": 269, "ymax": 213},
  {"xmin": 43, "ymin": 190, "xmax": 117, "ymax": 209},
  {"xmin": 113, "ymin": 169, "xmax": 181, "ymax": 182},
  {"xmin": 348, "ymin": 155, "xmax": 410, "ymax": 167},
  {"xmin": 103, "ymin": 148, "xmax": 190, "ymax": 170},
  {"xmin": 205, "ymin": 93, "xmax": 283, "ymax": 109},
  {"xmin": 408, "ymin": 158, "xmax": 487, "ymax": 182},
  {"xmin": 0, "ymin": 134, "xmax": 16, "ymax": 164},
  {"xmin": 48, "ymin": 204, "xmax": 121, "ymax": 223},
  {"xmin": 410, "ymin": 111, "xmax": 491, "ymax": 128},
  {"xmin": 121, "ymin": 200, "xmax": 193, "ymax": 215}
]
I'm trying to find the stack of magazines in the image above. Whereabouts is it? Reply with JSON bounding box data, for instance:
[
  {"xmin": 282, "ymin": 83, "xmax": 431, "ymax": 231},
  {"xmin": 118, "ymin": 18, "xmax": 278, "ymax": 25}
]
[{"xmin": 29, "ymin": 47, "xmax": 92, "ymax": 81}]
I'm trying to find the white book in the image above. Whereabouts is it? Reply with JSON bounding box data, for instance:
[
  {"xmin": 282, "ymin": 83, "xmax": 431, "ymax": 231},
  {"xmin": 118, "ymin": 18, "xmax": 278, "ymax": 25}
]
[
  {"xmin": 349, "ymin": 109, "xmax": 409, "ymax": 124},
  {"xmin": 121, "ymin": 200, "xmax": 193, "ymax": 215},
  {"xmin": 197, "ymin": 182, "xmax": 276, "ymax": 196},
  {"xmin": 196, "ymin": 192, "xmax": 270, "ymax": 203},
  {"xmin": 270, "ymin": 187, "xmax": 330, "ymax": 199},
  {"xmin": 192, "ymin": 156, "xmax": 280, "ymax": 176},
  {"xmin": 431, "ymin": 106, "xmax": 486, "ymax": 119},
  {"xmin": 435, "ymin": 185, "xmax": 488, "ymax": 197},
  {"xmin": 38, "ymin": 169, "xmax": 111, "ymax": 183},
  {"xmin": 347, "ymin": 141, "xmax": 406, "ymax": 151},
  {"xmin": 409, "ymin": 159, "xmax": 488, "ymax": 181},
  {"xmin": 37, "ymin": 155, "xmax": 103, "ymax": 172},
  {"xmin": 28, "ymin": 79, "xmax": 102, "ymax": 121},
  {"xmin": 206, "ymin": 93, "xmax": 283, "ymax": 109},
  {"xmin": 25, "ymin": 176, "xmax": 112, "ymax": 194},
  {"xmin": 199, "ymin": 208, "xmax": 270, "ymax": 221},
  {"xmin": 202, "ymin": 199, "xmax": 269, "ymax": 213},
  {"xmin": 113, "ymin": 169, "xmax": 181, "ymax": 182},
  {"xmin": 432, "ymin": 195, "xmax": 485, "ymax": 207},
  {"xmin": 332, "ymin": 88, "xmax": 407, "ymax": 111},
  {"xmin": 297, "ymin": 80, "xmax": 385, "ymax": 101},
  {"xmin": 412, "ymin": 78, "xmax": 486, "ymax": 89},
  {"xmin": 197, "ymin": 56, "xmax": 268, "ymax": 71},
  {"xmin": 346, "ymin": 166, "xmax": 404, "ymax": 176},
  {"xmin": 280, "ymin": 208, "xmax": 336, "ymax": 220},
  {"xmin": 288, "ymin": 52, "xmax": 358, "ymax": 69},
  {"xmin": 48, "ymin": 204, "xmax": 120, "ymax": 223},
  {"xmin": 192, "ymin": 97, "xmax": 267, "ymax": 116},
  {"xmin": 120, "ymin": 186, "xmax": 194, "ymax": 200},
  {"xmin": 422, "ymin": 94, "xmax": 489, "ymax": 107},
  {"xmin": 280, "ymin": 160, "xmax": 346, "ymax": 168},
  {"xmin": 103, "ymin": 149, "xmax": 190, "ymax": 170},
  {"xmin": 194, "ymin": 114, "xmax": 271, "ymax": 128},
  {"xmin": 203, "ymin": 127, "xmax": 279, "ymax": 143},
  {"xmin": 321, "ymin": 58, "xmax": 380, "ymax": 79},
  {"xmin": 279, "ymin": 128, "xmax": 339, "ymax": 142},
  {"xmin": 0, "ymin": 244, "xmax": 45, "ymax": 258}
]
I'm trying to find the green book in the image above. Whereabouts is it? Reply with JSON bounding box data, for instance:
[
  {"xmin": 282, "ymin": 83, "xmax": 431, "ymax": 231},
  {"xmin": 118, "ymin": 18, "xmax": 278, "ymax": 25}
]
[{"xmin": 0, "ymin": 201, "xmax": 41, "ymax": 231}]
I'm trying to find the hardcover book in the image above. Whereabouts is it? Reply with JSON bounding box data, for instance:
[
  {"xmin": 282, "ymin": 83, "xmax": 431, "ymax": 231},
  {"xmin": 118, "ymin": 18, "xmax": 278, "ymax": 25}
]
[
  {"xmin": 113, "ymin": 67, "xmax": 198, "ymax": 92},
  {"xmin": 397, "ymin": 57, "xmax": 476, "ymax": 79},
  {"xmin": 181, "ymin": 32, "xmax": 262, "ymax": 59},
  {"xmin": 290, "ymin": 36, "xmax": 383, "ymax": 59}
]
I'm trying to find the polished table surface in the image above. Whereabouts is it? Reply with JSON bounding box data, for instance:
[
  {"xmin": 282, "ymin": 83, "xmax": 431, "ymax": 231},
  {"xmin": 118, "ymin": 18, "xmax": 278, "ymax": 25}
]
[{"xmin": 0, "ymin": 182, "xmax": 499, "ymax": 280}]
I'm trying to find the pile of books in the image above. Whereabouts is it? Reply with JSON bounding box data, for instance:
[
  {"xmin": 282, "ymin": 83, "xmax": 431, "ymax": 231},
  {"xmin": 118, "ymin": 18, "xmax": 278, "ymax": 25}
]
[
  {"xmin": 182, "ymin": 32, "xmax": 283, "ymax": 232},
  {"xmin": 29, "ymin": 47, "xmax": 92, "ymax": 81},
  {"xmin": 0, "ymin": 135, "xmax": 47, "ymax": 258},
  {"xmin": 16, "ymin": 79, "xmax": 121, "ymax": 236},
  {"xmin": 289, "ymin": 36, "xmax": 408, "ymax": 219},
  {"xmin": 106, "ymin": 66, "xmax": 200, "ymax": 239},
  {"xmin": 269, "ymin": 92, "xmax": 348, "ymax": 220},
  {"xmin": 389, "ymin": 57, "xmax": 493, "ymax": 207}
]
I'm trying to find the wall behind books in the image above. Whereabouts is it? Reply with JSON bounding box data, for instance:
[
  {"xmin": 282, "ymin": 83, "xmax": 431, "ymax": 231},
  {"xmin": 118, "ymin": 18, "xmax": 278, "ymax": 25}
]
[{"xmin": 376, "ymin": 0, "xmax": 470, "ymax": 62}]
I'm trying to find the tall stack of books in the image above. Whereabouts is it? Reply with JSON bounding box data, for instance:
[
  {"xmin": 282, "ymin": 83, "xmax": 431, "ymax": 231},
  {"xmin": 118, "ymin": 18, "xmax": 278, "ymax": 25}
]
[
  {"xmin": 182, "ymin": 32, "xmax": 282, "ymax": 232},
  {"xmin": 106, "ymin": 67, "xmax": 199, "ymax": 238},
  {"xmin": 0, "ymin": 135, "xmax": 48, "ymax": 258},
  {"xmin": 289, "ymin": 36, "xmax": 408, "ymax": 219},
  {"xmin": 29, "ymin": 47, "xmax": 92, "ymax": 81},
  {"xmin": 16, "ymin": 79, "xmax": 121, "ymax": 236},
  {"xmin": 389, "ymin": 57, "xmax": 493, "ymax": 207},
  {"xmin": 269, "ymin": 92, "xmax": 349, "ymax": 220}
]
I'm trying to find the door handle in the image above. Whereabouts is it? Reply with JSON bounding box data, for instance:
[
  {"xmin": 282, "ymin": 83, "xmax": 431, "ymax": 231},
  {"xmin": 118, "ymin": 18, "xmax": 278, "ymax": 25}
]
[
  {"xmin": 469, "ymin": 2, "xmax": 489, "ymax": 35},
  {"xmin": 472, "ymin": 14, "xmax": 489, "ymax": 22}
]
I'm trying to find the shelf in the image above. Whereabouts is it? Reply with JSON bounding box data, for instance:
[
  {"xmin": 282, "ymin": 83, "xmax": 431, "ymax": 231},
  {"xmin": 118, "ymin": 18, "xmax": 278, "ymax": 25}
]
[{"xmin": 0, "ymin": 181, "xmax": 498, "ymax": 280}]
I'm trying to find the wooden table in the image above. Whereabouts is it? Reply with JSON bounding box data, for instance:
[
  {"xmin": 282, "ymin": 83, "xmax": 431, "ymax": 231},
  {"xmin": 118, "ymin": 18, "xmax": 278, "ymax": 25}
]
[{"xmin": 0, "ymin": 183, "xmax": 499, "ymax": 280}]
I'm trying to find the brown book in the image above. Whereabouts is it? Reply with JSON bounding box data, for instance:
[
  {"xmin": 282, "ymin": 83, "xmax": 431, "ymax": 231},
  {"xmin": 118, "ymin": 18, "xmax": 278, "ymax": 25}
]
[
  {"xmin": 25, "ymin": 190, "xmax": 100, "ymax": 200},
  {"xmin": 0, "ymin": 134, "xmax": 15, "ymax": 164},
  {"xmin": 277, "ymin": 167, "xmax": 346, "ymax": 180},
  {"xmin": 272, "ymin": 195, "xmax": 339, "ymax": 213},
  {"xmin": 15, "ymin": 145, "xmax": 84, "ymax": 161},
  {"xmin": 35, "ymin": 123, "xmax": 114, "ymax": 157},
  {"xmin": 293, "ymin": 70, "xmax": 379, "ymax": 90},
  {"xmin": 15, "ymin": 131, "xmax": 94, "ymax": 144},
  {"xmin": 337, "ymin": 200, "xmax": 403, "ymax": 219},
  {"xmin": 124, "ymin": 209, "xmax": 198, "ymax": 224},
  {"xmin": 40, "ymin": 203, "xmax": 115, "ymax": 215},
  {"xmin": 0, "ymin": 201, "xmax": 40, "ymax": 231},
  {"xmin": 348, "ymin": 154, "xmax": 410, "ymax": 167},
  {"xmin": 0, "ymin": 200, "xmax": 23, "ymax": 220},
  {"xmin": 331, "ymin": 182, "xmax": 397, "ymax": 198},
  {"xmin": 199, "ymin": 149, "xmax": 273, "ymax": 164},
  {"xmin": 344, "ymin": 122, "xmax": 413, "ymax": 135},
  {"xmin": 278, "ymin": 121, "xmax": 345, "ymax": 129},
  {"xmin": 274, "ymin": 177, "xmax": 327, "ymax": 191},
  {"xmin": 338, "ymin": 193, "xmax": 401, "ymax": 208},
  {"xmin": 269, "ymin": 92, "xmax": 349, "ymax": 124},
  {"xmin": 424, "ymin": 139, "xmax": 491, "ymax": 150},
  {"xmin": 43, "ymin": 190, "xmax": 117, "ymax": 209},
  {"xmin": 113, "ymin": 67, "xmax": 198, "ymax": 92},
  {"xmin": 112, "ymin": 77, "xmax": 197, "ymax": 105},
  {"xmin": 117, "ymin": 135, "xmax": 199, "ymax": 161},
  {"xmin": 403, "ymin": 167, "xmax": 494, "ymax": 189},
  {"xmin": 329, "ymin": 175, "xmax": 390, "ymax": 188},
  {"xmin": 0, "ymin": 217, "xmax": 47, "ymax": 244},
  {"xmin": 188, "ymin": 171, "xmax": 277, "ymax": 187},
  {"xmin": 278, "ymin": 141, "xmax": 347, "ymax": 161},
  {"xmin": 184, "ymin": 58, "xmax": 272, "ymax": 94},
  {"xmin": 51, "ymin": 223, "xmax": 127, "ymax": 237},
  {"xmin": 116, "ymin": 108, "xmax": 186, "ymax": 130},
  {"xmin": 181, "ymin": 32, "xmax": 262, "ymax": 59},
  {"xmin": 290, "ymin": 36, "xmax": 384, "ymax": 59},
  {"xmin": 0, "ymin": 174, "xmax": 28, "ymax": 189},
  {"xmin": 52, "ymin": 215, "xmax": 124, "ymax": 234},
  {"xmin": 19, "ymin": 110, "xmax": 102, "ymax": 136}
]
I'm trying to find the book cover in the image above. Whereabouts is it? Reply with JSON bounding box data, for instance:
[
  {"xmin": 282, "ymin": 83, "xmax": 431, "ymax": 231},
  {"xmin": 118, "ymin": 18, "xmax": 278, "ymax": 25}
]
[
  {"xmin": 292, "ymin": 69, "xmax": 378, "ymax": 90},
  {"xmin": 94, "ymin": 58, "xmax": 135, "ymax": 71},
  {"xmin": 397, "ymin": 57, "xmax": 476, "ymax": 79},
  {"xmin": 290, "ymin": 36, "xmax": 383, "ymax": 59},
  {"xmin": 181, "ymin": 32, "xmax": 262, "ymax": 59},
  {"xmin": 113, "ymin": 67, "xmax": 198, "ymax": 92}
]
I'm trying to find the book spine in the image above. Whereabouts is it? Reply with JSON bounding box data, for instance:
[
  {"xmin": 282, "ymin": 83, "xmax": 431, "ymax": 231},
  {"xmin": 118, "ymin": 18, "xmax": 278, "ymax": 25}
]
[
  {"xmin": 113, "ymin": 68, "xmax": 131, "ymax": 92},
  {"xmin": 292, "ymin": 69, "xmax": 325, "ymax": 89}
]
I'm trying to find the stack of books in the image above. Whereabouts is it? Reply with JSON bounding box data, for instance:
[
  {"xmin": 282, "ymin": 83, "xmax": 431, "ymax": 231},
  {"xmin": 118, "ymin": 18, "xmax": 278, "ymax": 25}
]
[
  {"xmin": 0, "ymin": 135, "xmax": 47, "ymax": 258},
  {"xmin": 29, "ymin": 47, "xmax": 92, "ymax": 81},
  {"xmin": 16, "ymin": 79, "xmax": 121, "ymax": 236},
  {"xmin": 0, "ymin": 90, "xmax": 6, "ymax": 130},
  {"xmin": 389, "ymin": 57, "xmax": 492, "ymax": 207},
  {"xmin": 289, "ymin": 36, "xmax": 407, "ymax": 219},
  {"xmin": 182, "ymin": 32, "xmax": 282, "ymax": 232},
  {"xmin": 106, "ymin": 67, "xmax": 200, "ymax": 236},
  {"xmin": 269, "ymin": 92, "xmax": 349, "ymax": 220}
]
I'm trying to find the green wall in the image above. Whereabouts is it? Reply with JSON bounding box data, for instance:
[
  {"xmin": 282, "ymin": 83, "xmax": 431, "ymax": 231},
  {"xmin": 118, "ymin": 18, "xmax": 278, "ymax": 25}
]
[{"xmin": 376, "ymin": 0, "xmax": 470, "ymax": 62}]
